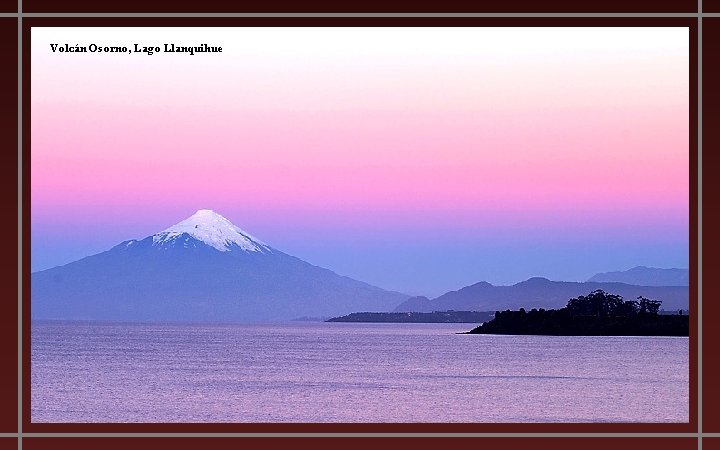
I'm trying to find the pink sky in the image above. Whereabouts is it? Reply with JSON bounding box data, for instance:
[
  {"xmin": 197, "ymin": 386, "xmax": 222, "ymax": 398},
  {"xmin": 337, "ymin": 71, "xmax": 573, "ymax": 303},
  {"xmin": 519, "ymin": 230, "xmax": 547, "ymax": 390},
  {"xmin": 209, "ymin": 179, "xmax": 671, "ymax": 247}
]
[{"xmin": 31, "ymin": 27, "xmax": 690, "ymax": 295}]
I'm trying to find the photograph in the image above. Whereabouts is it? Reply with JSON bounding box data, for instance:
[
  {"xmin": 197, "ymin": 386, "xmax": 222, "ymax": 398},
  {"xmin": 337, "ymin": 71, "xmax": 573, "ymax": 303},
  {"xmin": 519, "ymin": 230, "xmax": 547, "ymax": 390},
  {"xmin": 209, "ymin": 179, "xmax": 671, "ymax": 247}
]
[{"xmin": 30, "ymin": 26, "xmax": 690, "ymax": 424}]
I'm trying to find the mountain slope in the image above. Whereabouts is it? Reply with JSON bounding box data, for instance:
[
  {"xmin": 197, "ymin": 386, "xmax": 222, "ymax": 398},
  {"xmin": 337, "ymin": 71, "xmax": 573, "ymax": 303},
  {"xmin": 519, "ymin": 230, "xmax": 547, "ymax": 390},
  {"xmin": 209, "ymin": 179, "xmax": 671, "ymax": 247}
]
[
  {"xmin": 32, "ymin": 210, "xmax": 409, "ymax": 322},
  {"xmin": 587, "ymin": 266, "xmax": 689, "ymax": 286},
  {"xmin": 394, "ymin": 277, "xmax": 689, "ymax": 313}
]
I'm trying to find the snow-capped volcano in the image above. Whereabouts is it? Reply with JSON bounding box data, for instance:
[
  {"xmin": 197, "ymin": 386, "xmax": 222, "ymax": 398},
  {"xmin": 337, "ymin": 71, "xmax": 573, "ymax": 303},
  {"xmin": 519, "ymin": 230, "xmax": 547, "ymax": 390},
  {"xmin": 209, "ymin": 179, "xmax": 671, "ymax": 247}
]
[
  {"xmin": 32, "ymin": 210, "xmax": 410, "ymax": 321},
  {"xmin": 152, "ymin": 209, "xmax": 271, "ymax": 253}
]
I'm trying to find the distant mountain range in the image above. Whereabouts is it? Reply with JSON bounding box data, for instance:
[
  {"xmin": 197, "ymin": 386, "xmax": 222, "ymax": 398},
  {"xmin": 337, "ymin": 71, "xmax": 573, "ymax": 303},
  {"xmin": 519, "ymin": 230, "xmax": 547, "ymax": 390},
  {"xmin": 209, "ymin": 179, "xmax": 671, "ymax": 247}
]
[
  {"xmin": 587, "ymin": 266, "xmax": 689, "ymax": 286},
  {"xmin": 394, "ymin": 277, "xmax": 689, "ymax": 313},
  {"xmin": 32, "ymin": 210, "xmax": 690, "ymax": 321},
  {"xmin": 32, "ymin": 210, "xmax": 409, "ymax": 322}
]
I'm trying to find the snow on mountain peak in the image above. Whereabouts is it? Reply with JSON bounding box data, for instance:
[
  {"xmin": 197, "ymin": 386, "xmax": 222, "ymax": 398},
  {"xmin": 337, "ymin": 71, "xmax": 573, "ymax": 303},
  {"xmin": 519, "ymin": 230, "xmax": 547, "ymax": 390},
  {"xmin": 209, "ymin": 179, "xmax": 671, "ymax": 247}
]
[{"xmin": 152, "ymin": 209, "xmax": 271, "ymax": 253}]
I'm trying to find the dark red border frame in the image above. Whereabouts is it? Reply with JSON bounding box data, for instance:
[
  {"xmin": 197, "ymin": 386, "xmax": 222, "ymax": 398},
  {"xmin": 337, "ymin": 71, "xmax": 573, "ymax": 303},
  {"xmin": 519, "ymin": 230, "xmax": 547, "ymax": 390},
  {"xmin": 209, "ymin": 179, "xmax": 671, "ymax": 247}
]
[
  {"xmin": 19, "ymin": 17, "xmax": 700, "ymax": 438},
  {"xmin": 21, "ymin": 0, "xmax": 698, "ymax": 14},
  {"xmin": 18, "ymin": 437, "xmax": 702, "ymax": 450},
  {"xmin": 0, "ymin": 438, "xmax": 18, "ymax": 450},
  {"xmin": 0, "ymin": 17, "xmax": 18, "ymax": 435},
  {"xmin": 0, "ymin": 1, "xmax": 15, "ymax": 13},
  {"xmin": 702, "ymin": 17, "xmax": 720, "ymax": 433},
  {"xmin": 704, "ymin": 1, "xmax": 720, "ymax": 13}
]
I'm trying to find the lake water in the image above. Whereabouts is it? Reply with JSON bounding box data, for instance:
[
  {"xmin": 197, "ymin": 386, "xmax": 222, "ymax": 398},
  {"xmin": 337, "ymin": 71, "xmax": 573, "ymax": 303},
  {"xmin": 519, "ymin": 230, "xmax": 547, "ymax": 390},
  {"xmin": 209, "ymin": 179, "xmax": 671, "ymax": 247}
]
[{"xmin": 31, "ymin": 321, "xmax": 688, "ymax": 423}]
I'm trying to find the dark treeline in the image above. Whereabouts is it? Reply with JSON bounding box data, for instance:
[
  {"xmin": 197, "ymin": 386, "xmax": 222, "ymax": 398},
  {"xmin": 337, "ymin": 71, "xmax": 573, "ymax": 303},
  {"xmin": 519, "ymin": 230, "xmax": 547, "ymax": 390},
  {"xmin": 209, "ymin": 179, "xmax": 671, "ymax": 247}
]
[{"xmin": 468, "ymin": 290, "xmax": 688, "ymax": 336}]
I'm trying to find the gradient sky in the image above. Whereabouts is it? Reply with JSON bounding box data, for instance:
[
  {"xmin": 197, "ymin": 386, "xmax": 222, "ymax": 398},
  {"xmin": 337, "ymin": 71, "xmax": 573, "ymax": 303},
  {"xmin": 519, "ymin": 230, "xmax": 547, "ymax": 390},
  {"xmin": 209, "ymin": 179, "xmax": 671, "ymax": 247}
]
[{"xmin": 31, "ymin": 27, "xmax": 690, "ymax": 297}]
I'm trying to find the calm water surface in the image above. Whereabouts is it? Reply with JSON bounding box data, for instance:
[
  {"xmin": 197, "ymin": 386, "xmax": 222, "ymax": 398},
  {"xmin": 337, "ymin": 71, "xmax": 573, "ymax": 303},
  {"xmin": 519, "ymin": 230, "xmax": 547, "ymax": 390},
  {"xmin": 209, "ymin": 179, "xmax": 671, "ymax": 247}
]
[{"xmin": 31, "ymin": 321, "xmax": 688, "ymax": 423}]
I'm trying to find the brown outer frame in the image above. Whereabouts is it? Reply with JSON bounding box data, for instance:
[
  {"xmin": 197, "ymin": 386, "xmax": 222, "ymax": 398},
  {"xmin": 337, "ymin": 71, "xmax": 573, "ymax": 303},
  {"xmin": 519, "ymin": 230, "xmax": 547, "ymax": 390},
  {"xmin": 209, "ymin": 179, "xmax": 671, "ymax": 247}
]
[
  {"xmin": 0, "ymin": 1, "xmax": 16, "ymax": 13},
  {"xmin": 14, "ymin": 9, "xmax": 720, "ymax": 449},
  {"xmin": 19, "ymin": 437, "xmax": 703, "ymax": 450},
  {"xmin": 0, "ymin": 17, "xmax": 18, "ymax": 435},
  {"xmin": 20, "ymin": 16, "xmax": 699, "ymax": 437},
  {"xmin": 21, "ymin": 0, "xmax": 699, "ymax": 14},
  {"xmin": 702, "ymin": 17, "xmax": 720, "ymax": 433},
  {"xmin": 704, "ymin": 1, "xmax": 720, "ymax": 13}
]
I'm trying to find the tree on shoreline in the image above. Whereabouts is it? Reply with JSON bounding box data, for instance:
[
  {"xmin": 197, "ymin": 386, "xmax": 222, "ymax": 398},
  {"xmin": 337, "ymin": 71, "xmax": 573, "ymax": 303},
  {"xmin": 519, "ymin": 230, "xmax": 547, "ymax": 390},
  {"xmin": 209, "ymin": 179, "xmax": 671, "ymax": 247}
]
[
  {"xmin": 565, "ymin": 290, "xmax": 661, "ymax": 318},
  {"xmin": 637, "ymin": 296, "xmax": 662, "ymax": 315}
]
